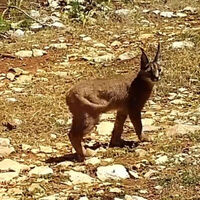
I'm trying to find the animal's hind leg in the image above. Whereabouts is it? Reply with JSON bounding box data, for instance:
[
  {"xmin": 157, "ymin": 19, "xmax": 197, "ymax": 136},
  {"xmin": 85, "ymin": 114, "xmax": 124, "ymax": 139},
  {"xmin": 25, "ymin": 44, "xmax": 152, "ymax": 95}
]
[
  {"xmin": 68, "ymin": 113, "xmax": 99, "ymax": 161},
  {"xmin": 109, "ymin": 111, "xmax": 127, "ymax": 147}
]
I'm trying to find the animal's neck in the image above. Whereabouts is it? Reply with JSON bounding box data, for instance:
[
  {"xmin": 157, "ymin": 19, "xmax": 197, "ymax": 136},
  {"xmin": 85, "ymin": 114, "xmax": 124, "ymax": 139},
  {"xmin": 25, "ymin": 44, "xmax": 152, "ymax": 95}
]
[{"xmin": 135, "ymin": 71, "xmax": 154, "ymax": 90}]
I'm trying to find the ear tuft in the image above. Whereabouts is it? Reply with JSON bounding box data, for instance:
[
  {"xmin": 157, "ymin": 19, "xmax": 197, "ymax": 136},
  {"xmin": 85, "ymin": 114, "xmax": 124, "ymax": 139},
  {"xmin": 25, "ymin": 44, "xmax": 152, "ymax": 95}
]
[
  {"xmin": 140, "ymin": 47, "xmax": 149, "ymax": 70},
  {"xmin": 153, "ymin": 43, "xmax": 160, "ymax": 62}
]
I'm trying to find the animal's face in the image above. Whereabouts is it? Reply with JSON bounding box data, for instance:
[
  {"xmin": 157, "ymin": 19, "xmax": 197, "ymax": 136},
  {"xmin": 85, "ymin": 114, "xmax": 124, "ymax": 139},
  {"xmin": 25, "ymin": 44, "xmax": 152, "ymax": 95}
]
[
  {"xmin": 144, "ymin": 62, "xmax": 162, "ymax": 82},
  {"xmin": 140, "ymin": 44, "xmax": 162, "ymax": 82}
]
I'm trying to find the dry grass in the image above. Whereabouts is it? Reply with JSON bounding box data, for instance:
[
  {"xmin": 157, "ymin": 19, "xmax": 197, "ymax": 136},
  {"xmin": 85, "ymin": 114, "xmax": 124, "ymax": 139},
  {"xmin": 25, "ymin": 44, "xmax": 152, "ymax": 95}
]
[{"xmin": 0, "ymin": 0, "xmax": 200, "ymax": 199}]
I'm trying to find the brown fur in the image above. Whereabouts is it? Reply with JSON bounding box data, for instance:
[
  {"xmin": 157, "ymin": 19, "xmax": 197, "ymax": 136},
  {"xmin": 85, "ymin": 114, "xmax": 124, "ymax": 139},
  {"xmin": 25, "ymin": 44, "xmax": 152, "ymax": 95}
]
[{"xmin": 66, "ymin": 44, "xmax": 161, "ymax": 161}]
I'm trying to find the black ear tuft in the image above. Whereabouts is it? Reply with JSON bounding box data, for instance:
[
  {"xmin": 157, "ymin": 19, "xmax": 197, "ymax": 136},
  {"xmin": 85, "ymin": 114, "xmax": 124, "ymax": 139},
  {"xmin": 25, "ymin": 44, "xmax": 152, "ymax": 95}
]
[
  {"xmin": 140, "ymin": 47, "xmax": 149, "ymax": 70},
  {"xmin": 153, "ymin": 43, "xmax": 160, "ymax": 63}
]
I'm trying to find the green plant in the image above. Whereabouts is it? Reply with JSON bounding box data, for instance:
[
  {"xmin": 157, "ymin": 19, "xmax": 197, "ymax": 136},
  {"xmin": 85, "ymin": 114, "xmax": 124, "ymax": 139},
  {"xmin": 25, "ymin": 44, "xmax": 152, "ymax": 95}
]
[{"xmin": 0, "ymin": 17, "xmax": 10, "ymax": 32}]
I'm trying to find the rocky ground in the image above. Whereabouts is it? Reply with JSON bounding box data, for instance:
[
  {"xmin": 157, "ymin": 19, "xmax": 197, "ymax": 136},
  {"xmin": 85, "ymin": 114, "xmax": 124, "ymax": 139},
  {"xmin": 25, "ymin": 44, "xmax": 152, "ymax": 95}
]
[{"xmin": 0, "ymin": 0, "xmax": 200, "ymax": 199}]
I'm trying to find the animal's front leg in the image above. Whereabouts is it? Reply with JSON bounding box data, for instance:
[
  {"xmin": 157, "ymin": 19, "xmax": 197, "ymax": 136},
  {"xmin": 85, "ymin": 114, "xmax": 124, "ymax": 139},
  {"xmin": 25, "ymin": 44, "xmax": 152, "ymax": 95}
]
[
  {"xmin": 109, "ymin": 111, "xmax": 127, "ymax": 147},
  {"xmin": 129, "ymin": 109, "xmax": 151, "ymax": 142}
]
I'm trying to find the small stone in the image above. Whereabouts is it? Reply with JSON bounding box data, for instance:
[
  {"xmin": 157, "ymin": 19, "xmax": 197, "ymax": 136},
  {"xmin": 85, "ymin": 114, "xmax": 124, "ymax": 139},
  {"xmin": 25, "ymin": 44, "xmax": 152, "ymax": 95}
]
[
  {"xmin": 176, "ymin": 12, "xmax": 187, "ymax": 17},
  {"xmin": 135, "ymin": 149, "xmax": 147, "ymax": 157},
  {"xmin": 15, "ymin": 50, "xmax": 33, "ymax": 58},
  {"xmin": 183, "ymin": 6, "xmax": 197, "ymax": 13},
  {"xmin": 56, "ymin": 161, "xmax": 74, "ymax": 168},
  {"xmin": 171, "ymin": 99, "xmax": 185, "ymax": 105},
  {"xmin": 32, "ymin": 49, "xmax": 47, "ymax": 57},
  {"xmin": 125, "ymin": 195, "xmax": 147, "ymax": 200},
  {"xmin": 30, "ymin": 10, "xmax": 40, "ymax": 18},
  {"xmin": 15, "ymin": 75, "xmax": 33, "ymax": 84},
  {"xmin": 142, "ymin": 118, "xmax": 154, "ymax": 126},
  {"xmin": 28, "ymin": 166, "xmax": 53, "ymax": 177},
  {"xmin": 160, "ymin": 11, "xmax": 174, "ymax": 18},
  {"xmin": 50, "ymin": 134, "xmax": 57, "ymax": 139},
  {"xmin": 39, "ymin": 145, "xmax": 53, "ymax": 153},
  {"xmin": 13, "ymin": 29, "xmax": 25, "ymax": 37},
  {"xmin": 0, "ymin": 159, "xmax": 30, "ymax": 173},
  {"xmin": 93, "ymin": 54, "xmax": 115, "ymax": 63},
  {"xmin": 22, "ymin": 144, "xmax": 32, "ymax": 151},
  {"xmin": 155, "ymin": 185, "xmax": 163, "ymax": 190},
  {"xmin": 129, "ymin": 170, "xmax": 139, "ymax": 179},
  {"xmin": 155, "ymin": 155, "xmax": 168, "ymax": 165},
  {"xmin": 54, "ymin": 71, "xmax": 68, "ymax": 78},
  {"xmin": 111, "ymin": 41, "xmax": 121, "ymax": 47},
  {"xmin": 65, "ymin": 170, "xmax": 94, "ymax": 184},
  {"xmin": 109, "ymin": 188, "xmax": 122, "ymax": 193},
  {"xmin": 28, "ymin": 183, "xmax": 45, "ymax": 194},
  {"xmin": 51, "ymin": 22, "xmax": 66, "ymax": 29},
  {"xmin": 85, "ymin": 157, "xmax": 101, "ymax": 165},
  {"xmin": 96, "ymin": 121, "xmax": 114, "ymax": 136},
  {"xmin": 144, "ymin": 169, "xmax": 158, "ymax": 179},
  {"xmin": 6, "ymin": 72, "xmax": 15, "ymax": 81},
  {"xmin": 82, "ymin": 36, "xmax": 92, "ymax": 41},
  {"xmin": 172, "ymin": 41, "xmax": 195, "ymax": 49},
  {"xmin": 118, "ymin": 52, "xmax": 135, "ymax": 61},
  {"xmin": 0, "ymin": 172, "xmax": 19, "ymax": 183},
  {"xmin": 6, "ymin": 98, "xmax": 17, "ymax": 102},
  {"xmin": 97, "ymin": 164, "xmax": 130, "ymax": 181},
  {"xmin": 166, "ymin": 124, "xmax": 200, "ymax": 137},
  {"xmin": 93, "ymin": 43, "xmax": 106, "ymax": 48},
  {"xmin": 115, "ymin": 9, "xmax": 131, "ymax": 16},
  {"xmin": 79, "ymin": 197, "xmax": 89, "ymax": 200},
  {"xmin": 30, "ymin": 23, "xmax": 43, "ymax": 31},
  {"xmin": 50, "ymin": 43, "xmax": 67, "ymax": 49}
]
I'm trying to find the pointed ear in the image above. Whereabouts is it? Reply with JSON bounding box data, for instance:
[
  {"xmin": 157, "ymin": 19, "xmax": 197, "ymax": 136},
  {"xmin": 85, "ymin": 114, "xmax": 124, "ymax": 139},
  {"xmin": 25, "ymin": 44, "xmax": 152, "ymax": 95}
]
[
  {"xmin": 153, "ymin": 43, "xmax": 160, "ymax": 63},
  {"xmin": 140, "ymin": 47, "xmax": 149, "ymax": 70}
]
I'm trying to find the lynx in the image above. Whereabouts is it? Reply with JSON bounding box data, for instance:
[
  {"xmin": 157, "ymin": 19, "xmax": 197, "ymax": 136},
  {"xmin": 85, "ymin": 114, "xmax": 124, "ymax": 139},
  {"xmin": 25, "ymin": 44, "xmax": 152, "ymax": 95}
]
[{"xmin": 66, "ymin": 44, "xmax": 161, "ymax": 161}]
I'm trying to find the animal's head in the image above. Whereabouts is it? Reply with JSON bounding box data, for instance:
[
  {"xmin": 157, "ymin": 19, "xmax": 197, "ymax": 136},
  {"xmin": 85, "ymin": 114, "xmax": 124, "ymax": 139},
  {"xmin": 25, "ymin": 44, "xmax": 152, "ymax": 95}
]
[{"xmin": 140, "ymin": 44, "xmax": 162, "ymax": 82}]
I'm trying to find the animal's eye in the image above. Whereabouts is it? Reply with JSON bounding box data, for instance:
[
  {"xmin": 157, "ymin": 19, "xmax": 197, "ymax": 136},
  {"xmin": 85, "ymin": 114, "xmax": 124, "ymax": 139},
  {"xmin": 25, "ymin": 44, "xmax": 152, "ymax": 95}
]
[{"xmin": 158, "ymin": 68, "xmax": 162, "ymax": 72}]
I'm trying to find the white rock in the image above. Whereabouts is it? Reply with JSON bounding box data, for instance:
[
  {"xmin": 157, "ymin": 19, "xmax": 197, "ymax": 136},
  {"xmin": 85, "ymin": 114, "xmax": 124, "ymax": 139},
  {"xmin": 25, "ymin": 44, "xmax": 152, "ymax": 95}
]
[
  {"xmin": 82, "ymin": 36, "xmax": 92, "ymax": 41},
  {"xmin": 155, "ymin": 155, "xmax": 168, "ymax": 165},
  {"xmin": 65, "ymin": 170, "xmax": 94, "ymax": 184},
  {"xmin": 32, "ymin": 49, "xmax": 47, "ymax": 57},
  {"xmin": 79, "ymin": 197, "xmax": 89, "ymax": 200},
  {"xmin": 0, "ymin": 159, "xmax": 29, "ymax": 173},
  {"xmin": 30, "ymin": 10, "xmax": 40, "ymax": 18},
  {"xmin": 15, "ymin": 75, "xmax": 33, "ymax": 84},
  {"xmin": 97, "ymin": 164, "xmax": 130, "ymax": 181},
  {"xmin": 171, "ymin": 99, "xmax": 185, "ymax": 105},
  {"xmin": 93, "ymin": 43, "xmax": 106, "ymax": 48},
  {"xmin": 171, "ymin": 41, "xmax": 195, "ymax": 49},
  {"xmin": 142, "ymin": 118, "xmax": 154, "ymax": 126},
  {"xmin": 54, "ymin": 71, "xmax": 68, "ymax": 78},
  {"xmin": 85, "ymin": 157, "xmax": 101, "ymax": 165},
  {"xmin": 115, "ymin": 9, "xmax": 131, "ymax": 16},
  {"xmin": 28, "ymin": 166, "xmax": 53, "ymax": 177},
  {"xmin": 39, "ymin": 194, "xmax": 59, "ymax": 200},
  {"xmin": 96, "ymin": 121, "xmax": 114, "ymax": 136},
  {"xmin": 51, "ymin": 22, "xmax": 66, "ymax": 29},
  {"xmin": 160, "ymin": 11, "xmax": 174, "ymax": 18},
  {"xmin": 6, "ymin": 97, "xmax": 17, "ymax": 102},
  {"xmin": 111, "ymin": 41, "xmax": 121, "ymax": 47},
  {"xmin": 175, "ymin": 12, "xmax": 187, "ymax": 17},
  {"xmin": 144, "ymin": 169, "xmax": 158, "ymax": 178},
  {"xmin": 13, "ymin": 29, "xmax": 25, "ymax": 37},
  {"xmin": 93, "ymin": 54, "xmax": 115, "ymax": 63},
  {"xmin": 166, "ymin": 124, "xmax": 200, "ymax": 137},
  {"xmin": 30, "ymin": 23, "xmax": 43, "ymax": 31},
  {"xmin": 125, "ymin": 195, "xmax": 147, "ymax": 200},
  {"xmin": 183, "ymin": 6, "xmax": 197, "ymax": 13},
  {"xmin": 0, "ymin": 138, "xmax": 15, "ymax": 157},
  {"xmin": 135, "ymin": 149, "xmax": 147, "ymax": 157},
  {"xmin": 129, "ymin": 170, "xmax": 139, "ymax": 179},
  {"xmin": 50, "ymin": 43, "xmax": 67, "ymax": 49},
  {"xmin": 118, "ymin": 52, "xmax": 135, "ymax": 60},
  {"xmin": 22, "ymin": 144, "xmax": 32, "ymax": 151},
  {"xmin": 39, "ymin": 145, "xmax": 53, "ymax": 153},
  {"xmin": 6, "ymin": 72, "xmax": 15, "ymax": 81},
  {"xmin": 15, "ymin": 50, "xmax": 33, "ymax": 58},
  {"xmin": 0, "ymin": 172, "xmax": 19, "ymax": 183},
  {"xmin": 109, "ymin": 188, "xmax": 122, "ymax": 193}
]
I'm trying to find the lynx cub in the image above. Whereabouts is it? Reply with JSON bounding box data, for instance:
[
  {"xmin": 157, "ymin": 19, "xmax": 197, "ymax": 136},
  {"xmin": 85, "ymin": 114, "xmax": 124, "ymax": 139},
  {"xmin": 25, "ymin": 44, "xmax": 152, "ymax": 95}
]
[{"xmin": 66, "ymin": 44, "xmax": 161, "ymax": 161}]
